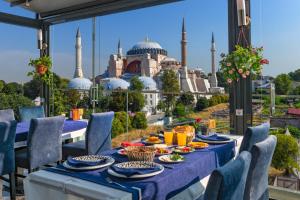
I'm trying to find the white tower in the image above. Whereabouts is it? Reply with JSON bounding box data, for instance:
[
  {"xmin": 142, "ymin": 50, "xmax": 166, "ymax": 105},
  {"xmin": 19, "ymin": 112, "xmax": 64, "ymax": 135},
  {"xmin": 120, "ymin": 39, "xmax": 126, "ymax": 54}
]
[
  {"xmin": 117, "ymin": 39, "xmax": 122, "ymax": 58},
  {"xmin": 74, "ymin": 28, "xmax": 83, "ymax": 78},
  {"xmin": 209, "ymin": 32, "xmax": 218, "ymax": 87}
]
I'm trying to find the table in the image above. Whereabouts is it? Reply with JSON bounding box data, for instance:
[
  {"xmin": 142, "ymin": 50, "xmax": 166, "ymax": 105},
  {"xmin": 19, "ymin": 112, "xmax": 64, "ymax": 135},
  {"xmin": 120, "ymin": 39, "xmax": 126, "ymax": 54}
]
[
  {"xmin": 14, "ymin": 120, "xmax": 88, "ymax": 148},
  {"xmin": 24, "ymin": 140, "xmax": 237, "ymax": 200}
]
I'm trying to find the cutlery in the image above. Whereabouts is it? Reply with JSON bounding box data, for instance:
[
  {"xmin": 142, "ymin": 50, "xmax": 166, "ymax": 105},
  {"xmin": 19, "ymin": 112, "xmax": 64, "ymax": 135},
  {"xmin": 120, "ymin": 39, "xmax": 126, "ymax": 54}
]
[
  {"xmin": 105, "ymin": 177, "xmax": 127, "ymax": 188},
  {"xmin": 161, "ymin": 164, "xmax": 174, "ymax": 169}
]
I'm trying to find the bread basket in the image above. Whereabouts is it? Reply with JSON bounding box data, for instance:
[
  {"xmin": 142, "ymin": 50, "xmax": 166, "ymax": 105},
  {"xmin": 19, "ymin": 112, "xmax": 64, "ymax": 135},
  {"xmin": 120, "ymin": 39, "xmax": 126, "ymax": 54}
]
[{"xmin": 125, "ymin": 146, "xmax": 156, "ymax": 162}]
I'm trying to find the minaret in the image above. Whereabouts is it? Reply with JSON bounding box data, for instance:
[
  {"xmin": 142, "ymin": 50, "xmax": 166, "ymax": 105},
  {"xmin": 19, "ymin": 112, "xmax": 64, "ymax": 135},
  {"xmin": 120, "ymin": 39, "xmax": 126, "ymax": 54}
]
[
  {"xmin": 209, "ymin": 32, "xmax": 218, "ymax": 87},
  {"xmin": 117, "ymin": 39, "xmax": 122, "ymax": 58},
  {"xmin": 74, "ymin": 28, "xmax": 83, "ymax": 78},
  {"xmin": 181, "ymin": 18, "xmax": 187, "ymax": 67}
]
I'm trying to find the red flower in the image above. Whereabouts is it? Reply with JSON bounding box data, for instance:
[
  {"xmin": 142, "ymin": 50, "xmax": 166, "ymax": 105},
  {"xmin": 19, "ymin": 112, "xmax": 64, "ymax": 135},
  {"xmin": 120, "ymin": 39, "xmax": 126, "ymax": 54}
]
[
  {"xmin": 260, "ymin": 59, "xmax": 269, "ymax": 65},
  {"xmin": 196, "ymin": 118, "xmax": 202, "ymax": 123}
]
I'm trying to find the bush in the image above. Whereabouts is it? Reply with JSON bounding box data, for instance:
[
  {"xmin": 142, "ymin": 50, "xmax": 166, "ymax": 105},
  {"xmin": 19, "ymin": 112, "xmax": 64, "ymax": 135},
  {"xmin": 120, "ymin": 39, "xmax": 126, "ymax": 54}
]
[
  {"xmin": 115, "ymin": 111, "xmax": 132, "ymax": 131},
  {"xmin": 111, "ymin": 118, "xmax": 124, "ymax": 138},
  {"xmin": 173, "ymin": 103, "xmax": 186, "ymax": 117},
  {"xmin": 132, "ymin": 112, "xmax": 147, "ymax": 129},
  {"xmin": 287, "ymin": 125, "xmax": 300, "ymax": 139},
  {"xmin": 271, "ymin": 134, "xmax": 299, "ymax": 173},
  {"xmin": 0, "ymin": 93, "xmax": 34, "ymax": 120},
  {"xmin": 195, "ymin": 97, "xmax": 209, "ymax": 111},
  {"xmin": 208, "ymin": 95, "xmax": 229, "ymax": 106}
]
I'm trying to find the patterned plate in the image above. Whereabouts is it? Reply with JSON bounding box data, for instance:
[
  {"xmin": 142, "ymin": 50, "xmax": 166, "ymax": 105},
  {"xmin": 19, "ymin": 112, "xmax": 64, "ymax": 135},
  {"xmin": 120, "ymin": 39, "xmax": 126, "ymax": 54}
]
[
  {"xmin": 158, "ymin": 154, "xmax": 184, "ymax": 163},
  {"xmin": 108, "ymin": 161, "xmax": 164, "ymax": 178},
  {"xmin": 63, "ymin": 155, "xmax": 115, "ymax": 171}
]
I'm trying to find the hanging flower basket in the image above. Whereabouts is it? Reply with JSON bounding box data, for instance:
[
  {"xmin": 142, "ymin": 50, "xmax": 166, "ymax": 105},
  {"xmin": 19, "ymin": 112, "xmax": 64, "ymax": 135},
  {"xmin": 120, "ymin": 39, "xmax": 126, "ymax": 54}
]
[
  {"xmin": 28, "ymin": 56, "xmax": 53, "ymax": 85},
  {"xmin": 219, "ymin": 45, "xmax": 269, "ymax": 84}
]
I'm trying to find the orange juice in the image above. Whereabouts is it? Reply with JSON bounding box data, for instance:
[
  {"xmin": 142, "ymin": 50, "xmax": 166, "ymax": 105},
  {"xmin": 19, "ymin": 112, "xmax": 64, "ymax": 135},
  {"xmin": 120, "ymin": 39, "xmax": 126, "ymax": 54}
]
[
  {"xmin": 177, "ymin": 132, "xmax": 187, "ymax": 146},
  {"xmin": 164, "ymin": 131, "xmax": 174, "ymax": 145}
]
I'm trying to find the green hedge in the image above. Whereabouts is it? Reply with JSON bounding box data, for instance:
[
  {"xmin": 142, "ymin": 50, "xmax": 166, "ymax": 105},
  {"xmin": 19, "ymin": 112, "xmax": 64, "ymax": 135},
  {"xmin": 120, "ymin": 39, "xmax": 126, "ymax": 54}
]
[
  {"xmin": 195, "ymin": 97, "xmax": 209, "ymax": 111},
  {"xmin": 208, "ymin": 95, "xmax": 229, "ymax": 107},
  {"xmin": 132, "ymin": 112, "xmax": 147, "ymax": 129}
]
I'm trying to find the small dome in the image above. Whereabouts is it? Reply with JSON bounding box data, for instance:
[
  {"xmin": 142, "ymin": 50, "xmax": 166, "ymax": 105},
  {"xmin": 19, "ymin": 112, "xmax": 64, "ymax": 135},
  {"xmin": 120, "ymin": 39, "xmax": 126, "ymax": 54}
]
[
  {"xmin": 138, "ymin": 76, "xmax": 157, "ymax": 90},
  {"xmin": 102, "ymin": 78, "xmax": 129, "ymax": 90},
  {"xmin": 68, "ymin": 77, "xmax": 92, "ymax": 90}
]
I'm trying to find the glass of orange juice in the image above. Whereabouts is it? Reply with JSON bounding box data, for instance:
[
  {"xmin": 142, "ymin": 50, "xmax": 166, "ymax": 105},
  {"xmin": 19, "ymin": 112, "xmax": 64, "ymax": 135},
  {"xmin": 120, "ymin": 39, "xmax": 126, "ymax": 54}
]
[
  {"xmin": 177, "ymin": 132, "xmax": 187, "ymax": 146},
  {"xmin": 164, "ymin": 131, "xmax": 174, "ymax": 146}
]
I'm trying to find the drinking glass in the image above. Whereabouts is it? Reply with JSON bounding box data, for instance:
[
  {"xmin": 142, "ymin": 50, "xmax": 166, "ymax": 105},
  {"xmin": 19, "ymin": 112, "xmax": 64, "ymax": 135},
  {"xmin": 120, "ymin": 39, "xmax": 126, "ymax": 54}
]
[
  {"xmin": 164, "ymin": 131, "xmax": 174, "ymax": 146},
  {"xmin": 177, "ymin": 132, "xmax": 187, "ymax": 146}
]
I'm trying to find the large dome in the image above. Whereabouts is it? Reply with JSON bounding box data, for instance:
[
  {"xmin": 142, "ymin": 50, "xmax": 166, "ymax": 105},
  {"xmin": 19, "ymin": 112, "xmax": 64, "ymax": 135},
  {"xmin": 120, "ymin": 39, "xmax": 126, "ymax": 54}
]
[
  {"xmin": 138, "ymin": 76, "xmax": 157, "ymax": 90},
  {"xmin": 127, "ymin": 38, "xmax": 167, "ymax": 56},
  {"xmin": 102, "ymin": 78, "xmax": 129, "ymax": 90},
  {"xmin": 68, "ymin": 77, "xmax": 92, "ymax": 90}
]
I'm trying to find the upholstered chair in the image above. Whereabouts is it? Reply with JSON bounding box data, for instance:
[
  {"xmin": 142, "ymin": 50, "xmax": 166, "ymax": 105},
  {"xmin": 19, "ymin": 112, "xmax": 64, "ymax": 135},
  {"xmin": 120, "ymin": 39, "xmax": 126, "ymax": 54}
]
[
  {"xmin": 0, "ymin": 109, "xmax": 15, "ymax": 122},
  {"xmin": 0, "ymin": 120, "xmax": 17, "ymax": 200},
  {"xmin": 62, "ymin": 112, "xmax": 114, "ymax": 159},
  {"xmin": 243, "ymin": 135, "xmax": 277, "ymax": 200},
  {"xmin": 15, "ymin": 116, "xmax": 65, "ymax": 172},
  {"xmin": 202, "ymin": 151, "xmax": 252, "ymax": 200},
  {"xmin": 239, "ymin": 123, "xmax": 270, "ymax": 153},
  {"xmin": 19, "ymin": 106, "xmax": 45, "ymax": 122}
]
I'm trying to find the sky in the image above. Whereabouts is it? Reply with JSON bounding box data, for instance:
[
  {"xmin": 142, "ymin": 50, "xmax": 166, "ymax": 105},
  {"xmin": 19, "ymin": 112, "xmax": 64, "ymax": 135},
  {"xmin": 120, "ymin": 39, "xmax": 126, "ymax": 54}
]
[{"xmin": 0, "ymin": 0, "xmax": 300, "ymax": 83}]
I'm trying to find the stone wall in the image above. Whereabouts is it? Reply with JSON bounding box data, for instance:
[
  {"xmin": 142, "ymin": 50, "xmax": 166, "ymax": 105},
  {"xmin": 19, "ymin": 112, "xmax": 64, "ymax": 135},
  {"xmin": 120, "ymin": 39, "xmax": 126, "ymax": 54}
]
[{"xmin": 270, "ymin": 117, "xmax": 300, "ymax": 128}]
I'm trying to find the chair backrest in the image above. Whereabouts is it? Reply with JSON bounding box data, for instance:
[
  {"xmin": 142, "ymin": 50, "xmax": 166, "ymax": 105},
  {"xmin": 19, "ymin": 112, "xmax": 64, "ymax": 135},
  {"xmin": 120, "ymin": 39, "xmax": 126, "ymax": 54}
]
[
  {"xmin": 19, "ymin": 106, "xmax": 45, "ymax": 122},
  {"xmin": 204, "ymin": 151, "xmax": 252, "ymax": 200},
  {"xmin": 27, "ymin": 116, "xmax": 65, "ymax": 169},
  {"xmin": 0, "ymin": 120, "xmax": 17, "ymax": 175},
  {"xmin": 0, "ymin": 109, "xmax": 15, "ymax": 122},
  {"xmin": 243, "ymin": 135, "xmax": 277, "ymax": 200},
  {"xmin": 86, "ymin": 112, "xmax": 114, "ymax": 155},
  {"xmin": 239, "ymin": 123, "xmax": 270, "ymax": 153}
]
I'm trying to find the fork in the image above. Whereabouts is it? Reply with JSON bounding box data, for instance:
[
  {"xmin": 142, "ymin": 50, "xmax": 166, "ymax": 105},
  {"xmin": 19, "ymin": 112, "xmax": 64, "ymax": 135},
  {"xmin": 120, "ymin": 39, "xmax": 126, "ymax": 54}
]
[{"xmin": 105, "ymin": 177, "xmax": 127, "ymax": 188}]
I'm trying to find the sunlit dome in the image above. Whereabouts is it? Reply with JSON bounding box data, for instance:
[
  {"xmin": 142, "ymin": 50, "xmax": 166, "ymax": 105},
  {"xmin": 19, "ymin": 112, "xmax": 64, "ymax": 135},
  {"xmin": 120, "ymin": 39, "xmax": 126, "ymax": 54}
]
[
  {"xmin": 138, "ymin": 76, "xmax": 157, "ymax": 90},
  {"xmin": 127, "ymin": 38, "xmax": 167, "ymax": 56},
  {"xmin": 68, "ymin": 77, "xmax": 92, "ymax": 90},
  {"xmin": 102, "ymin": 78, "xmax": 129, "ymax": 90}
]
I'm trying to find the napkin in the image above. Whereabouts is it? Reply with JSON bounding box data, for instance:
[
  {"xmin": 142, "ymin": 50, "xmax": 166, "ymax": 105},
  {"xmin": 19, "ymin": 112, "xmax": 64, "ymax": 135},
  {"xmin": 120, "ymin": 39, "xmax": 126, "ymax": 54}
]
[
  {"xmin": 121, "ymin": 142, "xmax": 145, "ymax": 147},
  {"xmin": 110, "ymin": 165, "xmax": 161, "ymax": 177},
  {"xmin": 67, "ymin": 156, "xmax": 107, "ymax": 168},
  {"xmin": 197, "ymin": 134, "xmax": 230, "ymax": 142}
]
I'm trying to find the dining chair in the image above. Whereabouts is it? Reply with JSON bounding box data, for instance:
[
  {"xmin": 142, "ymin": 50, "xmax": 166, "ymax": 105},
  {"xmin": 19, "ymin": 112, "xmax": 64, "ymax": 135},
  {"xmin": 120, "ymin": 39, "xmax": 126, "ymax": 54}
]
[
  {"xmin": 15, "ymin": 116, "xmax": 65, "ymax": 173},
  {"xmin": 0, "ymin": 120, "xmax": 17, "ymax": 200},
  {"xmin": 0, "ymin": 109, "xmax": 15, "ymax": 122},
  {"xmin": 19, "ymin": 106, "xmax": 45, "ymax": 122},
  {"xmin": 243, "ymin": 135, "xmax": 277, "ymax": 200},
  {"xmin": 202, "ymin": 151, "xmax": 252, "ymax": 200},
  {"xmin": 62, "ymin": 112, "xmax": 114, "ymax": 159},
  {"xmin": 239, "ymin": 123, "xmax": 270, "ymax": 153}
]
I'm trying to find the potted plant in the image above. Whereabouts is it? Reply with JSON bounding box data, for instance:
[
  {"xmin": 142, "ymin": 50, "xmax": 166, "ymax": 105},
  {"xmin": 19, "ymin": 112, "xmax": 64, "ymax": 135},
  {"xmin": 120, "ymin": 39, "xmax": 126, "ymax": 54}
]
[
  {"xmin": 220, "ymin": 45, "xmax": 269, "ymax": 84},
  {"xmin": 28, "ymin": 56, "xmax": 53, "ymax": 85}
]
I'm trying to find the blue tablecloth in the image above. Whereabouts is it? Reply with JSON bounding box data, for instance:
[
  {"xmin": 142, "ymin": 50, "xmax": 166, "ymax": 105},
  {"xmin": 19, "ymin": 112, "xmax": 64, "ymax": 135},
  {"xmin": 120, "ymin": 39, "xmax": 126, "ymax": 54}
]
[
  {"xmin": 45, "ymin": 141, "xmax": 236, "ymax": 200},
  {"xmin": 16, "ymin": 120, "xmax": 88, "ymax": 142}
]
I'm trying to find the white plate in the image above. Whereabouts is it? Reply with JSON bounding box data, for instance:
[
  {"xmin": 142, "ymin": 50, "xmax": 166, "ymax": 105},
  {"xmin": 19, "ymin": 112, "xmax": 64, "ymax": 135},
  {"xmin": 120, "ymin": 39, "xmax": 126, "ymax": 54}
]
[
  {"xmin": 63, "ymin": 155, "xmax": 115, "ymax": 171},
  {"xmin": 196, "ymin": 138, "xmax": 234, "ymax": 144},
  {"xmin": 107, "ymin": 162, "xmax": 164, "ymax": 179},
  {"xmin": 158, "ymin": 155, "xmax": 184, "ymax": 163}
]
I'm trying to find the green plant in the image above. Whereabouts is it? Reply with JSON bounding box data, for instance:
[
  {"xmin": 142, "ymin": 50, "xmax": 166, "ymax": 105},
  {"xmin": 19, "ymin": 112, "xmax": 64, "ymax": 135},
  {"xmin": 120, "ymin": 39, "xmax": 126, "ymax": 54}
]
[
  {"xmin": 274, "ymin": 74, "xmax": 292, "ymax": 95},
  {"xmin": 28, "ymin": 56, "xmax": 53, "ymax": 85},
  {"xmin": 195, "ymin": 97, "xmax": 209, "ymax": 111},
  {"xmin": 111, "ymin": 118, "xmax": 125, "ymax": 138},
  {"xmin": 271, "ymin": 134, "xmax": 299, "ymax": 174},
  {"xmin": 220, "ymin": 45, "xmax": 268, "ymax": 84},
  {"xmin": 115, "ymin": 111, "xmax": 132, "ymax": 131},
  {"xmin": 173, "ymin": 103, "xmax": 186, "ymax": 117},
  {"xmin": 287, "ymin": 125, "xmax": 300, "ymax": 139},
  {"xmin": 132, "ymin": 112, "xmax": 147, "ymax": 129}
]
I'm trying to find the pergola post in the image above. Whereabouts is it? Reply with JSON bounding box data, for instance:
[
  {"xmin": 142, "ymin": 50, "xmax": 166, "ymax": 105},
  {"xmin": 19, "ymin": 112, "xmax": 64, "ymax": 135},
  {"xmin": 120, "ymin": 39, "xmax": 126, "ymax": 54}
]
[{"xmin": 228, "ymin": 0, "xmax": 252, "ymax": 135}]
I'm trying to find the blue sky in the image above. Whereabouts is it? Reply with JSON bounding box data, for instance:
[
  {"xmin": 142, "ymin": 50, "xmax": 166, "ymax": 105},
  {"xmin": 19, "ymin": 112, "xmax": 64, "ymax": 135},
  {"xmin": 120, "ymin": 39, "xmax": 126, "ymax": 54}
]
[{"xmin": 0, "ymin": 0, "xmax": 300, "ymax": 82}]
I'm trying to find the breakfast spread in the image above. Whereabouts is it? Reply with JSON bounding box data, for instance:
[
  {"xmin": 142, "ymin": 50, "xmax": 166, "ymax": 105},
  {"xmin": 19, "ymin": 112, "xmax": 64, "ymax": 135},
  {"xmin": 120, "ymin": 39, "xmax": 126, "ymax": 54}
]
[{"xmin": 188, "ymin": 141, "xmax": 209, "ymax": 149}]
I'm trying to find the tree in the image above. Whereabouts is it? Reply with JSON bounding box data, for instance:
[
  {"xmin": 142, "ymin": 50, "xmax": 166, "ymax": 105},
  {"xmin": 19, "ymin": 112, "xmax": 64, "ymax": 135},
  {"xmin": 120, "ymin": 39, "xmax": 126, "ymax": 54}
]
[
  {"xmin": 178, "ymin": 93, "xmax": 194, "ymax": 106},
  {"xmin": 23, "ymin": 78, "xmax": 42, "ymax": 99},
  {"xmin": 161, "ymin": 69, "xmax": 180, "ymax": 116},
  {"xmin": 274, "ymin": 74, "xmax": 292, "ymax": 95},
  {"xmin": 129, "ymin": 76, "xmax": 143, "ymax": 91},
  {"xmin": 195, "ymin": 97, "xmax": 209, "ymax": 111},
  {"xmin": 109, "ymin": 91, "xmax": 126, "ymax": 111},
  {"xmin": 292, "ymin": 86, "xmax": 300, "ymax": 95},
  {"xmin": 173, "ymin": 103, "xmax": 186, "ymax": 117},
  {"xmin": 2, "ymin": 82, "xmax": 23, "ymax": 94},
  {"xmin": 0, "ymin": 80, "xmax": 5, "ymax": 92},
  {"xmin": 288, "ymin": 69, "xmax": 300, "ymax": 81},
  {"xmin": 115, "ymin": 111, "xmax": 132, "ymax": 131},
  {"xmin": 216, "ymin": 71, "xmax": 228, "ymax": 92},
  {"xmin": 132, "ymin": 112, "xmax": 147, "ymax": 129}
]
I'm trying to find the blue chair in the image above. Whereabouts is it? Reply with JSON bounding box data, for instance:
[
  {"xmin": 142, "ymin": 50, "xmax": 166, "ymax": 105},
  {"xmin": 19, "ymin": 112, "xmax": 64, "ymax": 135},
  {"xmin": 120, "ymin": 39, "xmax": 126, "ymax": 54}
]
[
  {"xmin": 239, "ymin": 123, "xmax": 270, "ymax": 153},
  {"xmin": 62, "ymin": 112, "xmax": 114, "ymax": 159},
  {"xmin": 15, "ymin": 116, "xmax": 65, "ymax": 172},
  {"xmin": 202, "ymin": 151, "xmax": 252, "ymax": 200},
  {"xmin": 243, "ymin": 135, "xmax": 277, "ymax": 200},
  {"xmin": 0, "ymin": 109, "xmax": 15, "ymax": 122},
  {"xmin": 0, "ymin": 120, "xmax": 17, "ymax": 200},
  {"xmin": 19, "ymin": 106, "xmax": 45, "ymax": 122}
]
